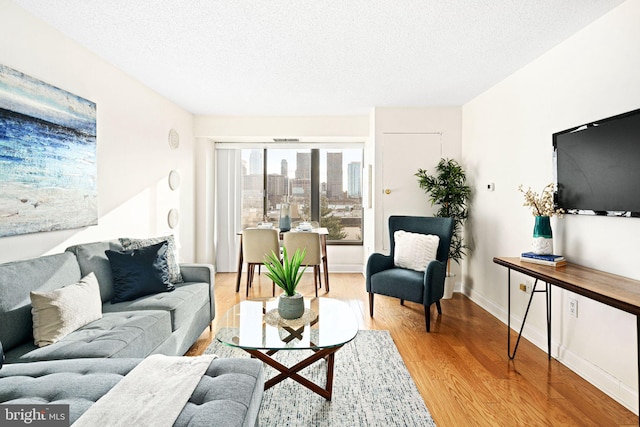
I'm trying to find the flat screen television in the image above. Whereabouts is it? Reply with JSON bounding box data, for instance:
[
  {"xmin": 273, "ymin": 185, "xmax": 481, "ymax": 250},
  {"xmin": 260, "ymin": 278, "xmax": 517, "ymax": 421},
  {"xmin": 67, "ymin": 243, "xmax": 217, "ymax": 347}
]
[{"xmin": 553, "ymin": 108, "xmax": 640, "ymax": 217}]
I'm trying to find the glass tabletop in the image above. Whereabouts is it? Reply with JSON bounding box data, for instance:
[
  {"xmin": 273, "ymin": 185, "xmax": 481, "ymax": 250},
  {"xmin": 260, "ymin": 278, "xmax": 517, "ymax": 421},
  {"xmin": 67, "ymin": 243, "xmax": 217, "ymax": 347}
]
[{"xmin": 214, "ymin": 297, "xmax": 358, "ymax": 351}]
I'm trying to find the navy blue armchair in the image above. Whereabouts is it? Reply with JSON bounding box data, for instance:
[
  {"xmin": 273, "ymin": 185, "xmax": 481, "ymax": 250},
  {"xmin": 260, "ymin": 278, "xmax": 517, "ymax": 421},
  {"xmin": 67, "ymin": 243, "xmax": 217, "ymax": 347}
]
[{"xmin": 366, "ymin": 216, "xmax": 454, "ymax": 332}]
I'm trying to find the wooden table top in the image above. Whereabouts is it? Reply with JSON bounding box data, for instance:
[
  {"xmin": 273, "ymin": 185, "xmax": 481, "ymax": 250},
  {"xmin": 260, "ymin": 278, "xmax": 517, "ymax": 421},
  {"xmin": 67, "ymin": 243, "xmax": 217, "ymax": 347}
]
[{"xmin": 493, "ymin": 257, "xmax": 640, "ymax": 316}]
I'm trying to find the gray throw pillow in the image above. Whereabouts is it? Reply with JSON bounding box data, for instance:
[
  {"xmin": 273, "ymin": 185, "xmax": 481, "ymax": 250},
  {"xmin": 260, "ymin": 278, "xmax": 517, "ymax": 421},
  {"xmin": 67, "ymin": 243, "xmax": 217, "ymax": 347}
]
[{"xmin": 119, "ymin": 234, "xmax": 183, "ymax": 283}]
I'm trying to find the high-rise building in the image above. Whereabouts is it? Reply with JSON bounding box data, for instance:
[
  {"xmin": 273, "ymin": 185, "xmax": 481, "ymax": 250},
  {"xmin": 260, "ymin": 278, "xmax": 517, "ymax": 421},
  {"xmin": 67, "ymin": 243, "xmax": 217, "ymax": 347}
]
[
  {"xmin": 281, "ymin": 159, "xmax": 288, "ymax": 177},
  {"xmin": 348, "ymin": 161, "xmax": 362, "ymax": 198},
  {"xmin": 290, "ymin": 178, "xmax": 311, "ymax": 197},
  {"xmin": 249, "ymin": 149, "xmax": 262, "ymax": 175},
  {"xmin": 295, "ymin": 152, "xmax": 311, "ymax": 179},
  {"xmin": 267, "ymin": 174, "xmax": 286, "ymax": 197},
  {"xmin": 327, "ymin": 152, "xmax": 343, "ymax": 199},
  {"xmin": 242, "ymin": 174, "xmax": 263, "ymax": 191}
]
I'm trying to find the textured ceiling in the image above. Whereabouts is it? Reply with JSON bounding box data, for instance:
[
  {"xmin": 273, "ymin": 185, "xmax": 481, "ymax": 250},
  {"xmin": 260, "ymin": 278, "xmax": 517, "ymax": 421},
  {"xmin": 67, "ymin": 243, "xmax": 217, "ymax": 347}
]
[{"xmin": 11, "ymin": 0, "xmax": 625, "ymax": 115}]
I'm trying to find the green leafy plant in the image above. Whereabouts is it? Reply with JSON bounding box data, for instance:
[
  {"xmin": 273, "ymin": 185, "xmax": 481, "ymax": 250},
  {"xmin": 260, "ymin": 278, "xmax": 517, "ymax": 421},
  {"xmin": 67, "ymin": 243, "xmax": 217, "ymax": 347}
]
[
  {"xmin": 415, "ymin": 158, "xmax": 471, "ymax": 274},
  {"xmin": 263, "ymin": 247, "xmax": 307, "ymax": 296},
  {"xmin": 320, "ymin": 196, "xmax": 347, "ymax": 240}
]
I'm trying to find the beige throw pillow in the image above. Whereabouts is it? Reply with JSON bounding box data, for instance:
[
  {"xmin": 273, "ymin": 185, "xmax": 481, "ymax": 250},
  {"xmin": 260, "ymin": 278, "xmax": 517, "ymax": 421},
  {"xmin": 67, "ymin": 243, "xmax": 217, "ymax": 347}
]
[
  {"xmin": 394, "ymin": 230, "xmax": 440, "ymax": 272},
  {"xmin": 31, "ymin": 272, "xmax": 103, "ymax": 347}
]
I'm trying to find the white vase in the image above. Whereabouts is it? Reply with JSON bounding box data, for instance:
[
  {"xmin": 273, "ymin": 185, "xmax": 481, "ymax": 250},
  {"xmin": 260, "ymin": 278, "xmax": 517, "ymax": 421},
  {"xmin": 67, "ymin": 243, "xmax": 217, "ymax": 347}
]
[
  {"xmin": 532, "ymin": 216, "xmax": 553, "ymax": 255},
  {"xmin": 532, "ymin": 238, "xmax": 554, "ymax": 255}
]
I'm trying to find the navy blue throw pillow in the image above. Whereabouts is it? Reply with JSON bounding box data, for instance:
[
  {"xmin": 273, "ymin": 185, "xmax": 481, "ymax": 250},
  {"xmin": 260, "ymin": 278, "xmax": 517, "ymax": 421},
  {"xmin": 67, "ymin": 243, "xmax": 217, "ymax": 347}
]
[{"xmin": 106, "ymin": 241, "xmax": 175, "ymax": 304}]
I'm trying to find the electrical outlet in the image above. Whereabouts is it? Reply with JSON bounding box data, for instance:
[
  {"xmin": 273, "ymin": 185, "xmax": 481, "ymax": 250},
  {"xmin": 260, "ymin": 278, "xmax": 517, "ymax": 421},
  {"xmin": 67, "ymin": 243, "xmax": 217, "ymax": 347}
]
[
  {"xmin": 569, "ymin": 298, "xmax": 578, "ymax": 317},
  {"xmin": 519, "ymin": 281, "xmax": 533, "ymax": 294}
]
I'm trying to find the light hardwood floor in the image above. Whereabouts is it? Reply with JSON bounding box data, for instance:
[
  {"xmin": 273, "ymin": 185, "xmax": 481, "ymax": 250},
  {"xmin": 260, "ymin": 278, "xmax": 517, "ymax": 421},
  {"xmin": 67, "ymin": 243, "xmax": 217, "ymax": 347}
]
[{"xmin": 187, "ymin": 272, "xmax": 637, "ymax": 426}]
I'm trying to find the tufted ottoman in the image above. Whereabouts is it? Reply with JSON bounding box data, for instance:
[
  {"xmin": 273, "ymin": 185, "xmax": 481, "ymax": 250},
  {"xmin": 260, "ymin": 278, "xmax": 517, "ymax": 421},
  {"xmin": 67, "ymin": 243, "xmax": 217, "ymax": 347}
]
[{"xmin": 0, "ymin": 357, "xmax": 264, "ymax": 427}]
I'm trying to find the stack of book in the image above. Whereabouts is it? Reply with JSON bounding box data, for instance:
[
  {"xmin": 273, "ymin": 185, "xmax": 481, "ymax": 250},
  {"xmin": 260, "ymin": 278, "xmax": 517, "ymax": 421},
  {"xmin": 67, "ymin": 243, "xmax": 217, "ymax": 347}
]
[{"xmin": 520, "ymin": 252, "xmax": 567, "ymax": 267}]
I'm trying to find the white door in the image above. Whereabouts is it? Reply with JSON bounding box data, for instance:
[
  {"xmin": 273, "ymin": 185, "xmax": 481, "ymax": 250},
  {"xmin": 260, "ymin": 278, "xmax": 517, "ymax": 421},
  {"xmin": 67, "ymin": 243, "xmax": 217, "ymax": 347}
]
[{"xmin": 381, "ymin": 133, "xmax": 442, "ymax": 250}]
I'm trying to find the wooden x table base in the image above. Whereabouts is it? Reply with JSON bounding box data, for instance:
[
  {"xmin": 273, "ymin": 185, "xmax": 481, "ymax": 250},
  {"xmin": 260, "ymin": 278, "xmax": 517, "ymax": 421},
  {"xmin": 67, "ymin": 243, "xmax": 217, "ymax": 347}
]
[{"xmin": 243, "ymin": 325, "xmax": 340, "ymax": 400}]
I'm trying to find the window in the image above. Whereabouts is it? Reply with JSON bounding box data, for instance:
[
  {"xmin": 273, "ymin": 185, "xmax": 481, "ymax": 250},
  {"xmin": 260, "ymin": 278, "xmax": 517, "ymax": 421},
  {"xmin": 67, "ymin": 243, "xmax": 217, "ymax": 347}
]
[{"xmin": 241, "ymin": 148, "xmax": 363, "ymax": 244}]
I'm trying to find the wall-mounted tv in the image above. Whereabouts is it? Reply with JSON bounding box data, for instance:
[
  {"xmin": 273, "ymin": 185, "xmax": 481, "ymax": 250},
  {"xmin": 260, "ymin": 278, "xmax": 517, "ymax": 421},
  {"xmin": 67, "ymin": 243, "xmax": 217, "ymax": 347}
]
[{"xmin": 553, "ymin": 108, "xmax": 640, "ymax": 217}]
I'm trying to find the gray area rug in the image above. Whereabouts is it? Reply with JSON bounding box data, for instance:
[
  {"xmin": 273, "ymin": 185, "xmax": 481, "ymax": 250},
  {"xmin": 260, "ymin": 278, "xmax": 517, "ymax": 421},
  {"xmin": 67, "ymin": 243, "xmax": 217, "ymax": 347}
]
[{"xmin": 205, "ymin": 330, "xmax": 436, "ymax": 426}]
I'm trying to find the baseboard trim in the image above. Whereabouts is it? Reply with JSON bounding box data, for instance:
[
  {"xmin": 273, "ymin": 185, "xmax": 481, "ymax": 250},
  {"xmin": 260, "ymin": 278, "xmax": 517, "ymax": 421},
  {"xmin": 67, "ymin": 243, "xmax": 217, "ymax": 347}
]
[
  {"xmin": 461, "ymin": 285, "xmax": 638, "ymax": 415},
  {"xmin": 327, "ymin": 264, "xmax": 365, "ymax": 273},
  {"xmin": 557, "ymin": 343, "xmax": 637, "ymax": 413}
]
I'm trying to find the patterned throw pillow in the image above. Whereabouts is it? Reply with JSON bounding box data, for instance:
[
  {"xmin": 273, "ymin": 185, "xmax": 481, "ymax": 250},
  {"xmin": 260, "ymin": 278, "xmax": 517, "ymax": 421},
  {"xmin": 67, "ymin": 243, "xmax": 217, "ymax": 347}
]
[
  {"xmin": 119, "ymin": 235, "xmax": 183, "ymax": 283},
  {"xmin": 393, "ymin": 230, "xmax": 440, "ymax": 272}
]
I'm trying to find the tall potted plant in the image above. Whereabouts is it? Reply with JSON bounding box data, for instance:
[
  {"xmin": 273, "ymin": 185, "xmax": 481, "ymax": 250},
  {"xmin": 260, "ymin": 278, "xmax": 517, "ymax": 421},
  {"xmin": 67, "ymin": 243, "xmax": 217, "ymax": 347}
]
[
  {"xmin": 415, "ymin": 158, "xmax": 471, "ymax": 298},
  {"xmin": 263, "ymin": 247, "xmax": 307, "ymax": 319}
]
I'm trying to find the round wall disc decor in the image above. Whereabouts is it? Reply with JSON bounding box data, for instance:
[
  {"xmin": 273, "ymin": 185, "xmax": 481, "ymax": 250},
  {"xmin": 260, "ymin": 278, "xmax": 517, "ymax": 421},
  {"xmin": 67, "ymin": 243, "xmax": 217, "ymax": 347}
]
[
  {"xmin": 168, "ymin": 170, "xmax": 181, "ymax": 190},
  {"xmin": 168, "ymin": 209, "xmax": 179, "ymax": 229},
  {"xmin": 168, "ymin": 129, "xmax": 179, "ymax": 149}
]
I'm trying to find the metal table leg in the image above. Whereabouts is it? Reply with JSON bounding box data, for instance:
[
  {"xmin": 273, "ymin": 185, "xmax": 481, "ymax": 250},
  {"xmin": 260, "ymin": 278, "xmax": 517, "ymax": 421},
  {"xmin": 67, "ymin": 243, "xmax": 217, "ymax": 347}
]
[{"xmin": 507, "ymin": 269, "xmax": 551, "ymax": 360}]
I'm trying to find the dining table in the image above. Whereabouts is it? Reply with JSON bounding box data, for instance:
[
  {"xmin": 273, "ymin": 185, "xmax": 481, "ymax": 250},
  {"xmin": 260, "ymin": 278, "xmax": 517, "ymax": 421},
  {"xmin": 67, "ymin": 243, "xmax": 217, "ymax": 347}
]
[{"xmin": 235, "ymin": 227, "xmax": 330, "ymax": 294}]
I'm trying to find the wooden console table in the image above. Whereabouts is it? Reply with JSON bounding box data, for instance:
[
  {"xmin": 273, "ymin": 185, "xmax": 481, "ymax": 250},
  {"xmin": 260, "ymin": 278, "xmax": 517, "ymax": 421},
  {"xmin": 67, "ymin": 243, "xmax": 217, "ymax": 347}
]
[{"xmin": 493, "ymin": 257, "xmax": 640, "ymax": 419}]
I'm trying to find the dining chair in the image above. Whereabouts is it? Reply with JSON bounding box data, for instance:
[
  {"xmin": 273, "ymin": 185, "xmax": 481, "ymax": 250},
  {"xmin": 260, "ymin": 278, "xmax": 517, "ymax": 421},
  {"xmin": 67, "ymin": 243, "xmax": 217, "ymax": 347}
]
[
  {"xmin": 291, "ymin": 221, "xmax": 328, "ymax": 289},
  {"xmin": 241, "ymin": 228, "xmax": 280, "ymax": 297},
  {"xmin": 282, "ymin": 232, "xmax": 324, "ymax": 297}
]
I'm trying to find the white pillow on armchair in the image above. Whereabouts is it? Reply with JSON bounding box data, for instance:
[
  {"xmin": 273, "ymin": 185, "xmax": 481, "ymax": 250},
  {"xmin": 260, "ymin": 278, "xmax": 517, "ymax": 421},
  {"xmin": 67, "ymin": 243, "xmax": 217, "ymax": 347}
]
[{"xmin": 394, "ymin": 230, "xmax": 440, "ymax": 272}]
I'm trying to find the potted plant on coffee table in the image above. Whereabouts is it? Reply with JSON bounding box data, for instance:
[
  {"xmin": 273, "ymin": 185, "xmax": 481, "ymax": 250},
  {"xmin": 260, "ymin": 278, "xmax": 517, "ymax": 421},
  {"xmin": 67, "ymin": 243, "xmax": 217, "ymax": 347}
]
[{"xmin": 263, "ymin": 247, "xmax": 307, "ymax": 319}]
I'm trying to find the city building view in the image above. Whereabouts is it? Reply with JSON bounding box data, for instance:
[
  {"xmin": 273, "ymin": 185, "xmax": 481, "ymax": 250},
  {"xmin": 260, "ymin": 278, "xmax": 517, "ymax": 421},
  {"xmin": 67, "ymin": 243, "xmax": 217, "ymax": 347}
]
[{"xmin": 241, "ymin": 148, "xmax": 363, "ymax": 242}]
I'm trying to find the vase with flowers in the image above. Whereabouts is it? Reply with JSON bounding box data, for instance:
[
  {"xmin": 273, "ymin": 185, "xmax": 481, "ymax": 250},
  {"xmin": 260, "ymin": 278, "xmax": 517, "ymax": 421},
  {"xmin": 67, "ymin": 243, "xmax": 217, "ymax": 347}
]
[{"xmin": 518, "ymin": 183, "xmax": 564, "ymax": 255}]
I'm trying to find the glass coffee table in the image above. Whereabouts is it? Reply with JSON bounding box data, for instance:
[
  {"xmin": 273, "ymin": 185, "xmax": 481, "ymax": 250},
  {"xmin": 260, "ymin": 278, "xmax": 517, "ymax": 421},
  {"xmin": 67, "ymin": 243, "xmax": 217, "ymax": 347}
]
[{"xmin": 215, "ymin": 297, "xmax": 358, "ymax": 400}]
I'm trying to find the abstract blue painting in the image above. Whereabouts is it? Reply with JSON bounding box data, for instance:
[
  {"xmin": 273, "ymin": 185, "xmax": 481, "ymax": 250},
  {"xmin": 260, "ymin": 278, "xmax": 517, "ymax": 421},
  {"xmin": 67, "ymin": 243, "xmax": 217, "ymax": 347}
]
[{"xmin": 0, "ymin": 64, "xmax": 97, "ymax": 237}]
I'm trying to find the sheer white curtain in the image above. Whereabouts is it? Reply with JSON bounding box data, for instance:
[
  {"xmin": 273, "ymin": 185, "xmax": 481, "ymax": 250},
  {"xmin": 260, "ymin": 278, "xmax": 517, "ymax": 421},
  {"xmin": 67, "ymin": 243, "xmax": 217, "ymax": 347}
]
[{"xmin": 215, "ymin": 148, "xmax": 242, "ymax": 272}]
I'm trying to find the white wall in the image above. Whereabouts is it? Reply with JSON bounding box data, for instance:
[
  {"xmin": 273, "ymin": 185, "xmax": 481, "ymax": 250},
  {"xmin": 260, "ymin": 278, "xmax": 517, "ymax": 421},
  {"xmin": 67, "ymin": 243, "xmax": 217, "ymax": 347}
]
[
  {"xmin": 370, "ymin": 107, "xmax": 462, "ymax": 279},
  {"xmin": 193, "ymin": 114, "xmax": 369, "ymax": 270},
  {"xmin": 462, "ymin": 0, "xmax": 640, "ymax": 412},
  {"xmin": 194, "ymin": 109, "xmax": 464, "ymax": 277},
  {"xmin": 0, "ymin": 2, "xmax": 196, "ymax": 263},
  {"xmin": 194, "ymin": 115, "xmax": 369, "ymax": 142}
]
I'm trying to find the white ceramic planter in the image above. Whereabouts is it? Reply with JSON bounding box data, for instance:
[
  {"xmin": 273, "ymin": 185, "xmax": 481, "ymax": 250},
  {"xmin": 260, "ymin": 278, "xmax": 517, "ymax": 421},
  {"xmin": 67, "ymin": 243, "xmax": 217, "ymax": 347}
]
[{"xmin": 443, "ymin": 273, "xmax": 455, "ymax": 299}]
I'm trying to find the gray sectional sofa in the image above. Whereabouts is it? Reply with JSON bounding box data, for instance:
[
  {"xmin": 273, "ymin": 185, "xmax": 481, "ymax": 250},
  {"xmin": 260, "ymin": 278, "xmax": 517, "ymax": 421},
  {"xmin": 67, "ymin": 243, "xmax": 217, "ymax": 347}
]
[
  {"xmin": 2, "ymin": 239, "xmax": 213, "ymax": 362},
  {"xmin": 0, "ymin": 357, "xmax": 264, "ymax": 426},
  {"xmin": 0, "ymin": 239, "xmax": 264, "ymax": 427}
]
